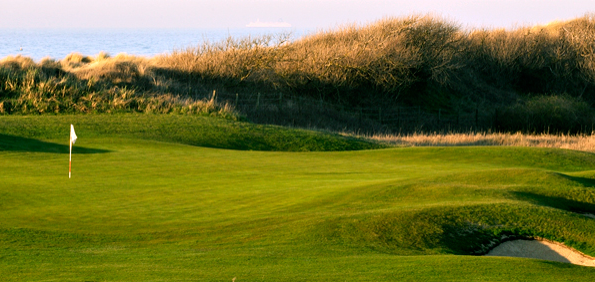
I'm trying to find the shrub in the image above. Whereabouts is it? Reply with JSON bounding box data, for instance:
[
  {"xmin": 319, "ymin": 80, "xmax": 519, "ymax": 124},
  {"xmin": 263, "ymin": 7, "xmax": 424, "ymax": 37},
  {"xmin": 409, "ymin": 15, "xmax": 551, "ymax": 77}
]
[{"xmin": 497, "ymin": 95, "xmax": 595, "ymax": 133}]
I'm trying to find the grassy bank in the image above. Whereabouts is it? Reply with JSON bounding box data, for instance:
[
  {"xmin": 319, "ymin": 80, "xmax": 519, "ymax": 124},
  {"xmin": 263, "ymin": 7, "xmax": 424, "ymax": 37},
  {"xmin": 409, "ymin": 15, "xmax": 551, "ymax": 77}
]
[
  {"xmin": 2, "ymin": 115, "xmax": 595, "ymax": 280},
  {"xmin": 0, "ymin": 114, "xmax": 382, "ymax": 151},
  {"xmin": 2, "ymin": 14, "xmax": 595, "ymax": 133}
]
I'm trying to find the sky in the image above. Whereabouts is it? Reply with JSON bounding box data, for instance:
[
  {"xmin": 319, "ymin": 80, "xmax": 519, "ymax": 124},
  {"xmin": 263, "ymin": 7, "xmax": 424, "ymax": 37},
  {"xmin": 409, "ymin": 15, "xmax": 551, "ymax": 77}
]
[{"xmin": 0, "ymin": 0, "xmax": 593, "ymax": 29}]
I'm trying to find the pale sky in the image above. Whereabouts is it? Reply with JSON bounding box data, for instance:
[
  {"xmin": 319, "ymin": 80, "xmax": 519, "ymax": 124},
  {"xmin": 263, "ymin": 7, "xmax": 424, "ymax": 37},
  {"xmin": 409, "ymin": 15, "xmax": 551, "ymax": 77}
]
[{"xmin": 0, "ymin": 0, "xmax": 593, "ymax": 29}]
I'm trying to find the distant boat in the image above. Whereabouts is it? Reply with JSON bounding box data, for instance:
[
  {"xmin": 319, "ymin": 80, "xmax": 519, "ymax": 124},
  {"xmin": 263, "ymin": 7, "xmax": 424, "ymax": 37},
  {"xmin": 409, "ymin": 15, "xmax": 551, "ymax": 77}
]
[{"xmin": 246, "ymin": 19, "xmax": 292, "ymax": 28}]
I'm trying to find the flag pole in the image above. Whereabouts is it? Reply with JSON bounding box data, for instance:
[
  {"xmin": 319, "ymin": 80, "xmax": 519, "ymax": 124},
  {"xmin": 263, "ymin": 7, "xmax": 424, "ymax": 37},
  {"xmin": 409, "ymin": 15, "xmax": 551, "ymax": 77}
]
[
  {"xmin": 69, "ymin": 129, "xmax": 72, "ymax": 179},
  {"xmin": 69, "ymin": 124, "xmax": 78, "ymax": 179}
]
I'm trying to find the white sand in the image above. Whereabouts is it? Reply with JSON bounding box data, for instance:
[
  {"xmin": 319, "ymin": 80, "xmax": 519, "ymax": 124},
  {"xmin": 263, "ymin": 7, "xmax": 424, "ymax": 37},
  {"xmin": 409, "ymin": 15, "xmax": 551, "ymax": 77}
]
[{"xmin": 485, "ymin": 239, "xmax": 595, "ymax": 267}]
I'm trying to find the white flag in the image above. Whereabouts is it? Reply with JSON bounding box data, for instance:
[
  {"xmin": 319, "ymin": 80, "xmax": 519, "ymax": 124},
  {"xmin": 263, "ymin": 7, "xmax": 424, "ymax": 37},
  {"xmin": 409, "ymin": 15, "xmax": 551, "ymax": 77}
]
[
  {"xmin": 69, "ymin": 124, "xmax": 77, "ymax": 178},
  {"xmin": 70, "ymin": 124, "xmax": 77, "ymax": 145}
]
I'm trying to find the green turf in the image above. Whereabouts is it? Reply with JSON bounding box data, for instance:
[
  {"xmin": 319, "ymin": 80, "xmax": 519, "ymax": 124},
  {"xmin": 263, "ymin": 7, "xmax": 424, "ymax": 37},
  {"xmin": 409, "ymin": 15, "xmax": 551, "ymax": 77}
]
[
  {"xmin": 0, "ymin": 114, "xmax": 383, "ymax": 152},
  {"xmin": 2, "ymin": 114, "xmax": 595, "ymax": 281}
]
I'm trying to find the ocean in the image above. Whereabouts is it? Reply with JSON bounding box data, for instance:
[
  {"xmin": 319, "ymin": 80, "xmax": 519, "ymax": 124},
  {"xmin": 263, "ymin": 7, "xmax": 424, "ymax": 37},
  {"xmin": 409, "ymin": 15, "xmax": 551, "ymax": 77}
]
[{"xmin": 0, "ymin": 28, "xmax": 314, "ymax": 61}]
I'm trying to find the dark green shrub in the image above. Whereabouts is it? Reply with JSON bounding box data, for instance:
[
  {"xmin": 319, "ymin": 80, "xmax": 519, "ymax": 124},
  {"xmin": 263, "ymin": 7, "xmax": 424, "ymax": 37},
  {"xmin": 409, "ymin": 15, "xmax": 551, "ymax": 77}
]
[{"xmin": 497, "ymin": 95, "xmax": 595, "ymax": 133}]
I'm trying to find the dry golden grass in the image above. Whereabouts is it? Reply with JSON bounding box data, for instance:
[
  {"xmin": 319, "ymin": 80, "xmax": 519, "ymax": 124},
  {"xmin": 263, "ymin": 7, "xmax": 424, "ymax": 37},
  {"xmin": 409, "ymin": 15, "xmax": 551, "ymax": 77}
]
[
  {"xmin": 369, "ymin": 132, "xmax": 595, "ymax": 152},
  {"xmin": 150, "ymin": 14, "xmax": 595, "ymax": 134},
  {"xmin": 0, "ymin": 52, "xmax": 238, "ymax": 118},
  {"xmin": 2, "ymin": 14, "xmax": 595, "ymax": 133},
  {"xmin": 0, "ymin": 55, "xmax": 36, "ymax": 70}
]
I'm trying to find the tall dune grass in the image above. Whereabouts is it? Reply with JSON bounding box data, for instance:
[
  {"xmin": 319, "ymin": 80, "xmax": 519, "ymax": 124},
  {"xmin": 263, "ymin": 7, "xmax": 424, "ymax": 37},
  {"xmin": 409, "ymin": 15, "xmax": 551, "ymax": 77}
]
[
  {"xmin": 1, "ymin": 14, "xmax": 594, "ymax": 133},
  {"xmin": 156, "ymin": 14, "xmax": 595, "ymax": 105},
  {"xmin": 0, "ymin": 54, "xmax": 238, "ymax": 118}
]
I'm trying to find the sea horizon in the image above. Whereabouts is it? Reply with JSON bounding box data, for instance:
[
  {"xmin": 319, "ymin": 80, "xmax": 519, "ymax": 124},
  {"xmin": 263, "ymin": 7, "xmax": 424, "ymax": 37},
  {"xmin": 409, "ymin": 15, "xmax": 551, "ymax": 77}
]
[{"xmin": 0, "ymin": 27, "xmax": 315, "ymax": 61}]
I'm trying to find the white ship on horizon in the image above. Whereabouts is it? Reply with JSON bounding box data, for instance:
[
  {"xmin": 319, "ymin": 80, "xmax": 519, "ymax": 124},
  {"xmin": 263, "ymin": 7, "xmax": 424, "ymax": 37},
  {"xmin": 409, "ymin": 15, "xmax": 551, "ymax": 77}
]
[{"xmin": 246, "ymin": 19, "xmax": 292, "ymax": 28}]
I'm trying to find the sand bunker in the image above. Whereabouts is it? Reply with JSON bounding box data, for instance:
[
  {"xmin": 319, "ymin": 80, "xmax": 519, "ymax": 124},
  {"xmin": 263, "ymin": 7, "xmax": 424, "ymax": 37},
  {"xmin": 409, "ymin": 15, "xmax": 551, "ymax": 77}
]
[{"xmin": 485, "ymin": 239, "xmax": 595, "ymax": 267}]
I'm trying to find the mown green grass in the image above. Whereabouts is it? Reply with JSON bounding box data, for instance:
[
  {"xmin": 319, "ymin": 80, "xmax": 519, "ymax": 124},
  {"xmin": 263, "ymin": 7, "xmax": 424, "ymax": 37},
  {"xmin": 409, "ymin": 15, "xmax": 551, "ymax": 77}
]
[
  {"xmin": 0, "ymin": 114, "xmax": 382, "ymax": 151},
  {"xmin": 2, "ymin": 115, "xmax": 595, "ymax": 281}
]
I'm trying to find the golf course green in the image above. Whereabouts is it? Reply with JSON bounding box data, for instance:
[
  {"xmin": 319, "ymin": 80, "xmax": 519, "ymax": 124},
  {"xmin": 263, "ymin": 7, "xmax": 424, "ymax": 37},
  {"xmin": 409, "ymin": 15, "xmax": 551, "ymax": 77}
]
[{"xmin": 2, "ymin": 114, "xmax": 595, "ymax": 281}]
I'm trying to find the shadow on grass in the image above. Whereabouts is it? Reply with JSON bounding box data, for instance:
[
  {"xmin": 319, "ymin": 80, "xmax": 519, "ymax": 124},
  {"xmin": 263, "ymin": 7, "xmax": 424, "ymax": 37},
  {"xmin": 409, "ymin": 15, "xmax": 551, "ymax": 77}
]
[
  {"xmin": 559, "ymin": 174, "xmax": 595, "ymax": 188},
  {"xmin": 511, "ymin": 191, "xmax": 595, "ymax": 214},
  {"xmin": 0, "ymin": 134, "xmax": 110, "ymax": 154}
]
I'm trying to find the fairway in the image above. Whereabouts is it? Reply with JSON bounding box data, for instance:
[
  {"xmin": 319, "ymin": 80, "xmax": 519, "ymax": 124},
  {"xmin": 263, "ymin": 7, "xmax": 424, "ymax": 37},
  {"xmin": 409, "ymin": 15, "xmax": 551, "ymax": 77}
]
[{"xmin": 2, "ymin": 115, "xmax": 595, "ymax": 281}]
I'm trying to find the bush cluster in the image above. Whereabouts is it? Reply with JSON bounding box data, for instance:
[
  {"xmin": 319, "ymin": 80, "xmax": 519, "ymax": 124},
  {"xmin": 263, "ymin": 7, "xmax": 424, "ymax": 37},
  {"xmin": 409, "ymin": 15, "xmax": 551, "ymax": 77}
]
[
  {"xmin": 496, "ymin": 95, "xmax": 595, "ymax": 133},
  {"xmin": 1, "ymin": 14, "xmax": 594, "ymax": 133}
]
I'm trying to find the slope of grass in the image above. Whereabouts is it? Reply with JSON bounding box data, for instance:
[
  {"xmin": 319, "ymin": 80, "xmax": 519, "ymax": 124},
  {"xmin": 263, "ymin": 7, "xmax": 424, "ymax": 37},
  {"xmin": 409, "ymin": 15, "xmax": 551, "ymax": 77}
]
[
  {"xmin": 0, "ymin": 114, "xmax": 382, "ymax": 151},
  {"xmin": 2, "ymin": 115, "xmax": 595, "ymax": 280}
]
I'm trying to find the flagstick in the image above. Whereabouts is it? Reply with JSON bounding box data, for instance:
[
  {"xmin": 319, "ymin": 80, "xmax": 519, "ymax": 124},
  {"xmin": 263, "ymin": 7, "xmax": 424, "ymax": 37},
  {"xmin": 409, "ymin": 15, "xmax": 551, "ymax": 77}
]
[
  {"xmin": 69, "ymin": 124, "xmax": 77, "ymax": 179},
  {"xmin": 69, "ymin": 134, "xmax": 72, "ymax": 179}
]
